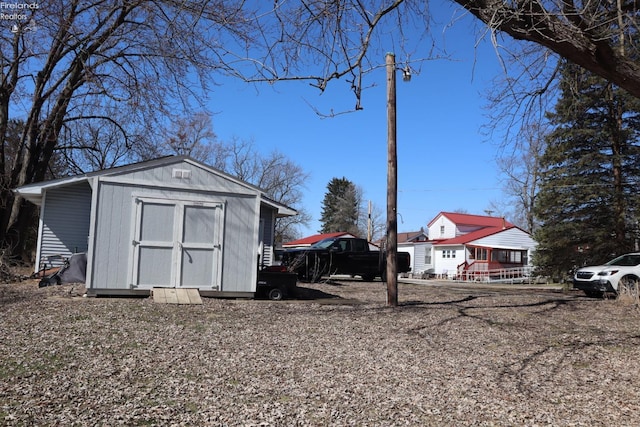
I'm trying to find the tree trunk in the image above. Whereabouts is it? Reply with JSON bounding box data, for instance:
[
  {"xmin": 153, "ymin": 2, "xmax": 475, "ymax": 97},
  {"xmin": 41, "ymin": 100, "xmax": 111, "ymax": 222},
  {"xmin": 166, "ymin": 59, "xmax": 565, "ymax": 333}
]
[{"xmin": 3, "ymin": 59, "xmax": 85, "ymax": 258}]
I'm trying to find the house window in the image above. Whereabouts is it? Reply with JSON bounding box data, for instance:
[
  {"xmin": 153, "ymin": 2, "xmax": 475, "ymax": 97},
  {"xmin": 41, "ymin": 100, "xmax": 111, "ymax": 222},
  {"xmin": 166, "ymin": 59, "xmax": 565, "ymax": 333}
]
[
  {"xmin": 442, "ymin": 249, "xmax": 455, "ymax": 259},
  {"xmin": 424, "ymin": 252, "xmax": 432, "ymax": 265},
  {"xmin": 475, "ymin": 248, "xmax": 488, "ymax": 261},
  {"xmin": 440, "ymin": 226, "xmax": 445, "ymax": 236},
  {"xmin": 491, "ymin": 250, "xmax": 524, "ymax": 263}
]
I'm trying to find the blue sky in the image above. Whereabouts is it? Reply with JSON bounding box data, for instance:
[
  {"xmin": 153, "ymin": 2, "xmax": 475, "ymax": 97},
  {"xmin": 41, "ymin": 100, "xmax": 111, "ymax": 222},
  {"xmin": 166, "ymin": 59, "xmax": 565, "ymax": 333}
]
[{"xmin": 210, "ymin": 2, "xmax": 509, "ymax": 238}]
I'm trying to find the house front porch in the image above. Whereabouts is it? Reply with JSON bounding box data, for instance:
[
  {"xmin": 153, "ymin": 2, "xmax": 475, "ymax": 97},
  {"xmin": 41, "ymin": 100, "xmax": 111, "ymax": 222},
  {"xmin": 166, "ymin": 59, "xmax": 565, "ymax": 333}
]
[{"xmin": 456, "ymin": 246, "xmax": 532, "ymax": 282}]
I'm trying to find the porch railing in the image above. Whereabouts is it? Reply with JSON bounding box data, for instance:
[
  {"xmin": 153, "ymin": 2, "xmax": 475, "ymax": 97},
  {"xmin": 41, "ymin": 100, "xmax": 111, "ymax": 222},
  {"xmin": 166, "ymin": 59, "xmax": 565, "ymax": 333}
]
[{"xmin": 456, "ymin": 265, "xmax": 536, "ymax": 283}]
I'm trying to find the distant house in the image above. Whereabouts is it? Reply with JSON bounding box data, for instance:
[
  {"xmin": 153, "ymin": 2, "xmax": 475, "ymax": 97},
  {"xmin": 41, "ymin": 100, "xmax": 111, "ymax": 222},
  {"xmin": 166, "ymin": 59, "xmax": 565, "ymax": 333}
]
[
  {"xmin": 427, "ymin": 212, "xmax": 537, "ymax": 279},
  {"xmin": 283, "ymin": 232, "xmax": 359, "ymax": 249},
  {"xmin": 397, "ymin": 229, "xmax": 429, "ymax": 244},
  {"xmin": 397, "ymin": 228, "xmax": 429, "ymax": 275}
]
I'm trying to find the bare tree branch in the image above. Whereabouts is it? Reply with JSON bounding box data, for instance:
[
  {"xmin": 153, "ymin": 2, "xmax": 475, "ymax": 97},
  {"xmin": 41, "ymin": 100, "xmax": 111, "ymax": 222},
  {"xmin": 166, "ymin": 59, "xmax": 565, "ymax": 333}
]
[{"xmin": 455, "ymin": 0, "xmax": 640, "ymax": 98}]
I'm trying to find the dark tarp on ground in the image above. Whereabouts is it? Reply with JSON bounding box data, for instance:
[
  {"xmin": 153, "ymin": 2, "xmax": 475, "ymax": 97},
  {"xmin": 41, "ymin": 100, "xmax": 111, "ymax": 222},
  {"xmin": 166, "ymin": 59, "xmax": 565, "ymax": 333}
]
[{"xmin": 58, "ymin": 252, "xmax": 87, "ymax": 284}]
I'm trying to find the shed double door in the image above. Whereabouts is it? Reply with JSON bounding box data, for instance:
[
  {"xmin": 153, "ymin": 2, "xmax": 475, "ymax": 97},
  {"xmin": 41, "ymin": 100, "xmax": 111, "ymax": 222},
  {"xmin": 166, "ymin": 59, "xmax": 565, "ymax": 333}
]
[{"xmin": 131, "ymin": 197, "xmax": 223, "ymax": 289}]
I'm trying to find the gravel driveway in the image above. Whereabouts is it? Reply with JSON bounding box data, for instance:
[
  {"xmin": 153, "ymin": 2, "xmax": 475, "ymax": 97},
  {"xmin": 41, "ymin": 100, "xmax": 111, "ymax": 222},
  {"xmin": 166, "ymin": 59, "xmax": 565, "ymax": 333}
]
[{"xmin": 1, "ymin": 278, "xmax": 639, "ymax": 426}]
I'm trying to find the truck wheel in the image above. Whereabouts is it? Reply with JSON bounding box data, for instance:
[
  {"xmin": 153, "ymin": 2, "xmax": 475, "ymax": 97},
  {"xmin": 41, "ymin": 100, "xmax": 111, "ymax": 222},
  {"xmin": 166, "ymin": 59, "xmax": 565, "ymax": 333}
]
[{"xmin": 268, "ymin": 287, "xmax": 284, "ymax": 301}]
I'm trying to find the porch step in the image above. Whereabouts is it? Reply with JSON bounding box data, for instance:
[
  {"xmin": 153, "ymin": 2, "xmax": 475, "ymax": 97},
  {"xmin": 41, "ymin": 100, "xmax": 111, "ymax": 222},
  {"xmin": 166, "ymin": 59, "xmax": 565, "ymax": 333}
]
[{"xmin": 152, "ymin": 288, "xmax": 203, "ymax": 305}]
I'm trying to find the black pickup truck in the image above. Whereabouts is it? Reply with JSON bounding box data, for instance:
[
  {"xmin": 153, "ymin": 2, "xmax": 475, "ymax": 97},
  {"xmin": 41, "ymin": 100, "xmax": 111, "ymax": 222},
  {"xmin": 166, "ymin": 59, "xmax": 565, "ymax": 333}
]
[{"xmin": 282, "ymin": 237, "xmax": 411, "ymax": 282}]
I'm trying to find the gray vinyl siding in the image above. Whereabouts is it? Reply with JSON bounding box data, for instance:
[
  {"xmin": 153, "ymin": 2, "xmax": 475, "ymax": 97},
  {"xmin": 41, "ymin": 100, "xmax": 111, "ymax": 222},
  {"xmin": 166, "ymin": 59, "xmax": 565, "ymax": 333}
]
[
  {"xmin": 219, "ymin": 196, "xmax": 259, "ymax": 292},
  {"xmin": 260, "ymin": 206, "xmax": 275, "ymax": 266},
  {"xmin": 472, "ymin": 228, "xmax": 537, "ymax": 251},
  {"xmin": 39, "ymin": 182, "xmax": 91, "ymax": 267},
  {"xmin": 411, "ymin": 243, "xmax": 433, "ymax": 274},
  {"xmin": 89, "ymin": 179, "xmax": 260, "ymax": 293},
  {"xmin": 111, "ymin": 162, "xmax": 253, "ymax": 194},
  {"xmin": 90, "ymin": 182, "xmax": 133, "ymax": 290}
]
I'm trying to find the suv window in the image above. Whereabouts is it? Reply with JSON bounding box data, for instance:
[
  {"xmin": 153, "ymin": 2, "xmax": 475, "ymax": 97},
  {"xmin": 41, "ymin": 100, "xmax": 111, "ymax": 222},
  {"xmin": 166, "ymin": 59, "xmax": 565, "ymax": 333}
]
[{"xmin": 607, "ymin": 254, "xmax": 640, "ymax": 266}]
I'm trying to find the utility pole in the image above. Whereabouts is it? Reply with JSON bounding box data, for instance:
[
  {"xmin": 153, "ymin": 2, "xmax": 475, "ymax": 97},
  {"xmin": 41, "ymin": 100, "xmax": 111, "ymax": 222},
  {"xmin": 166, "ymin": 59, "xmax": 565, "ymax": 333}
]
[
  {"xmin": 385, "ymin": 52, "xmax": 398, "ymax": 307},
  {"xmin": 367, "ymin": 200, "xmax": 372, "ymax": 242}
]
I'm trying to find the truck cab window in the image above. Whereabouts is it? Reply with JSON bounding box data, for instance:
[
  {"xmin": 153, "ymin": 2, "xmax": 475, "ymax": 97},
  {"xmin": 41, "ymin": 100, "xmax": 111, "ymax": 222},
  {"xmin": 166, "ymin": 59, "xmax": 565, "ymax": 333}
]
[{"xmin": 353, "ymin": 240, "xmax": 366, "ymax": 252}]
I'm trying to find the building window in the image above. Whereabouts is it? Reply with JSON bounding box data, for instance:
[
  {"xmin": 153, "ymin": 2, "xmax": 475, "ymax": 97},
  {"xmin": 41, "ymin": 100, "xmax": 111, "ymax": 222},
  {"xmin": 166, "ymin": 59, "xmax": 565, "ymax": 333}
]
[
  {"xmin": 424, "ymin": 252, "xmax": 432, "ymax": 265},
  {"xmin": 491, "ymin": 249, "xmax": 524, "ymax": 263},
  {"xmin": 440, "ymin": 225, "xmax": 445, "ymax": 236},
  {"xmin": 475, "ymin": 248, "xmax": 488, "ymax": 261},
  {"xmin": 442, "ymin": 249, "xmax": 455, "ymax": 259}
]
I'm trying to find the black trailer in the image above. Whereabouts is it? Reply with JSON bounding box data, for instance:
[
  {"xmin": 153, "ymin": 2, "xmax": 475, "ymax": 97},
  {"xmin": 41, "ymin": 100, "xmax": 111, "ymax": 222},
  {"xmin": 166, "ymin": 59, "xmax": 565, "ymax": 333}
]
[{"xmin": 256, "ymin": 266, "xmax": 298, "ymax": 300}]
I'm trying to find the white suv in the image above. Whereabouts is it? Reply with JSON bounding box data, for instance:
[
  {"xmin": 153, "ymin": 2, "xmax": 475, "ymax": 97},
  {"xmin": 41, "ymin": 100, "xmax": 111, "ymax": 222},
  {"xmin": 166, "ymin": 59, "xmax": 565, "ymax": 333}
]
[{"xmin": 573, "ymin": 253, "xmax": 640, "ymax": 297}]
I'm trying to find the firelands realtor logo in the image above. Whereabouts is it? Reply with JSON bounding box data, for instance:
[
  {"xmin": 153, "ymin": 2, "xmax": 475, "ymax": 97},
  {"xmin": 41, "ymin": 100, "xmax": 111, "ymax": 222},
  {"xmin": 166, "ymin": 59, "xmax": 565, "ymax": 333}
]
[{"xmin": 1, "ymin": 2, "xmax": 39, "ymax": 33}]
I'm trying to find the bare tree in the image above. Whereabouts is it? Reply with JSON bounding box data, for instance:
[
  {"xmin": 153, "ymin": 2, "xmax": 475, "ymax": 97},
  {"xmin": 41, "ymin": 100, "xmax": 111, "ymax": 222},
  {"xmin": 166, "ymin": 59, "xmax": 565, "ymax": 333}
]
[
  {"xmin": 228, "ymin": 1, "xmax": 640, "ymax": 103},
  {"xmin": 212, "ymin": 138, "xmax": 311, "ymax": 242},
  {"xmin": 360, "ymin": 201, "xmax": 385, "ymax": 242},
  {"xmin": 454, "ymin": 0, "xmax": 640, "ymax": 98},
  {"xmin": 254, "ymin": 149, "xmax": 312, "ymax": 243},
  {"xmin": 163, "ymin": 113, "xmax": 218, "ymax": 161},
  {"xmin": 57, "ymin": 114, "xmax": 148, "ymax": 174},
  {"xmin": 222, "ymin": 1, "xmax": 433, "ymax": 110},
  {"xmin": 5, "ymin": 0, "xmax": 637, "ymax": 260},
  {"xmin": 496, "ymin": 123, "xmax": 547, "ymax": 232},
  {"xmin": 0, "ymin": 1, "xmax": 264, "ymax": 256}
]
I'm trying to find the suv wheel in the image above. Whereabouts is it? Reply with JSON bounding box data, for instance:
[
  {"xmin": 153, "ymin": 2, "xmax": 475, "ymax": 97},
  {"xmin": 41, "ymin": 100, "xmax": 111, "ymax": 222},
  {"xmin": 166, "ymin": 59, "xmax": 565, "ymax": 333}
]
[{"xmin": 618, "ymin": 275, "xmax": 639, "ymax": 298}]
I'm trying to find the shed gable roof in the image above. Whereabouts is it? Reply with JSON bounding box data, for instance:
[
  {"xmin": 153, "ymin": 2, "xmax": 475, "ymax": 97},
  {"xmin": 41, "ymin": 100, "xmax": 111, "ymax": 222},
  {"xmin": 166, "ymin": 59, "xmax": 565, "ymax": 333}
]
[{"xmin": 14, "ymin": 155, "xmax": 296, "ymax": 217}]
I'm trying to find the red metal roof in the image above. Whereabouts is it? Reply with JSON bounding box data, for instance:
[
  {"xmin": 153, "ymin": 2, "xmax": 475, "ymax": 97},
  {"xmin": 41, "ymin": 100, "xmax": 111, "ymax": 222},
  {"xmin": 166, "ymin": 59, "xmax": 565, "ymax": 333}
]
[
  {"xmin": 433, "ymin": 225, "xmax": 516, "ymax": 245},
  {"xmin": 428, "ymin": 212, "xmax": 513, "ymax": 229},
  {"xmin": 426, "ymin": 212, "xmax": 520, "ymax": 246},
  {"xmin": 283, "ymin": 232, "xmax": 358, "ymax": 247}
]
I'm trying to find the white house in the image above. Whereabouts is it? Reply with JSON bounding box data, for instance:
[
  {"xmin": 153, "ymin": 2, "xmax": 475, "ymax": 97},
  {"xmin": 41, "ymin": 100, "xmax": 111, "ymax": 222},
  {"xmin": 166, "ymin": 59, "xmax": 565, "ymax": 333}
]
[{"xmin": 426, "ymin": 212, "xmax": 537, "ymax": 280}]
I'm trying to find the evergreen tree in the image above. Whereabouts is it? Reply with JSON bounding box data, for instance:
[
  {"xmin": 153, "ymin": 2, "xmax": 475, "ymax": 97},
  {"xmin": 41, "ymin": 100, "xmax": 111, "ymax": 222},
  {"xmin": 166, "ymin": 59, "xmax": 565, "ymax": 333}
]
[
  {"xmin": 534, "ymin": 61, "xmax": 640, "ymax": 277},
  {"xmin": 319, "ymin": 177, "xmax": 361, "ymax": 236}
]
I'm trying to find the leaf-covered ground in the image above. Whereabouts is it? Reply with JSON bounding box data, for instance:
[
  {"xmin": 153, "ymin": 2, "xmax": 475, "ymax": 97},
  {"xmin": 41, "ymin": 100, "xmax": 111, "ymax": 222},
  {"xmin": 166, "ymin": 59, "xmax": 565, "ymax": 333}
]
[{"xmin": 1, "ymin": 279, "xmax": 638, "ymax": 426}]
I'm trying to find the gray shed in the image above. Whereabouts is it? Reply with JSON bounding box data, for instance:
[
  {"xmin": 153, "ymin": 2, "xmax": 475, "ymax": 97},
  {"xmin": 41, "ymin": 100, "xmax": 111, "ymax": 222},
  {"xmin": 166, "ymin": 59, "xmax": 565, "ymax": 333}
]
[{"xmin": 15, "ymin": 156, "xmax": 296, "ymax": 297}]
